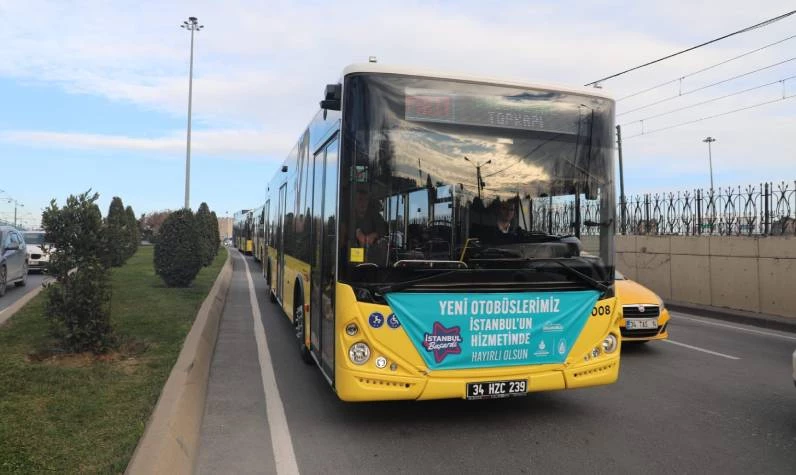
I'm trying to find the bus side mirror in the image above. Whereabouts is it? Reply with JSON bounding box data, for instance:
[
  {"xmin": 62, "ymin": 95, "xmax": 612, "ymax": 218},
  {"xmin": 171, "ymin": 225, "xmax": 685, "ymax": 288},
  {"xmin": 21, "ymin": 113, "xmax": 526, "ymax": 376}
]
[{"xmin": 320, "ymin": 83, "xmax": 342, "ymax": 111}]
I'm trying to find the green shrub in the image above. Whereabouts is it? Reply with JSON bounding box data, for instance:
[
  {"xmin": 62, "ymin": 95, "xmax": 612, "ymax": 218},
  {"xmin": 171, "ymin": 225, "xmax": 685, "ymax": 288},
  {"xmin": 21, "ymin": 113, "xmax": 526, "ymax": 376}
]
[
  {"xmin": 43, "ymin": 258, "xmax": 114, "ymax": 353},
  {"xmin": 41, "ymin": 190, "xmax": 114, "ymax": 353},
  {"xmin": 154, "ymin": 209, "xmax": 202, "ymax": 287}
]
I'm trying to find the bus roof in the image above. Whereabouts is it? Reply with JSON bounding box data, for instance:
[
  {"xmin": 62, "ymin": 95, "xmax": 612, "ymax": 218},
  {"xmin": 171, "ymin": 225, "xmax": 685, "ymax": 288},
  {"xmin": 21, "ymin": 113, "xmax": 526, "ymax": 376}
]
[{"xmin": 340, "ymin": 63, "xmax": 614, "ymax": 101}]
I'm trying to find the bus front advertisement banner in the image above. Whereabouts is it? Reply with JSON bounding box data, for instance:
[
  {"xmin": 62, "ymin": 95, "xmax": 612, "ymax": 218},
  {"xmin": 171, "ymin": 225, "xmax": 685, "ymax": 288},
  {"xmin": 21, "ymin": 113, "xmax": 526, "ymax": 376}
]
[{"xmin": 384, "ymin": 291, "xmax": 600, "ymax": 370}]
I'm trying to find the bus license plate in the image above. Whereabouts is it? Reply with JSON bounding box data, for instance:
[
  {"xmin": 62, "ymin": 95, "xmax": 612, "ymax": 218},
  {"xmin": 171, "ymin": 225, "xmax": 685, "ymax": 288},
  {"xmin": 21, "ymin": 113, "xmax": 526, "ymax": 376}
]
[
  {"xmin": 626, "ymin": 319, "xmax": 658, "ymax": 329},
  {"xmin": 466, "ymin": 380, "xmax": 527, "ymax": 400}
]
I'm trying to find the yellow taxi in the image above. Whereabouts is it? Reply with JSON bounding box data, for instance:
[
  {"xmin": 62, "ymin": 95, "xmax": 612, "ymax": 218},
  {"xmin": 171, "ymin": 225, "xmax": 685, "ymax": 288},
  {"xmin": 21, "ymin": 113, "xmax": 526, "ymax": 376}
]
[{"xmin": 615, "ymin": 271, "xmax": 670, "ymax": 343}]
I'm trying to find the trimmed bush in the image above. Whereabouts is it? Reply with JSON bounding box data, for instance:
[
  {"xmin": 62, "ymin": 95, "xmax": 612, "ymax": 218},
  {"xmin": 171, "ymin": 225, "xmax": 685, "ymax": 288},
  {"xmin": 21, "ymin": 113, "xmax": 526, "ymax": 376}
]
[
  {"xmin": 105, "ymin": 196, "xmax": 128, "ymax": 267},
  {"xmin": 154, "ymin": 208, "xmax": 203, "ymax": 287},
  {"xmin": 195, "ymin": 202, "xmax": 214, "ymax": 266},
  {"xmin": 209, "ymin": 211, "xmax": 220, "ymax": 258},
  {"xmin": 125, "ymin": 205, "xmax": 139, "ymax": 258}
]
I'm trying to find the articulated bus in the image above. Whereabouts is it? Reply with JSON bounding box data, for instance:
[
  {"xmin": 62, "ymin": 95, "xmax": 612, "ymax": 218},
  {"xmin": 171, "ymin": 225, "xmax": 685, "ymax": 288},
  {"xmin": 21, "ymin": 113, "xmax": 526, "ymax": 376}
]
[
  {"xmin": 233, "ymin": 209, "xmax": 253, "ymax": 254},
  {"xmin": 262, "ymin": 63, "xmax": 619, "ymax": 401},
  {"xmin": 252, "ymin": 204, "xmax": 266, "ymax": 262}
]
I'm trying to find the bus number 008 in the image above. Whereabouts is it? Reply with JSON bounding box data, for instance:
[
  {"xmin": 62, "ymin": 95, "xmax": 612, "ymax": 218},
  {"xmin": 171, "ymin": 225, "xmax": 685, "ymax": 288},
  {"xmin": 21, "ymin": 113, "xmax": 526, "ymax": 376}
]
[{"xmin": 591, "ymin": 305, "xmax": 611, "ymax": 316}]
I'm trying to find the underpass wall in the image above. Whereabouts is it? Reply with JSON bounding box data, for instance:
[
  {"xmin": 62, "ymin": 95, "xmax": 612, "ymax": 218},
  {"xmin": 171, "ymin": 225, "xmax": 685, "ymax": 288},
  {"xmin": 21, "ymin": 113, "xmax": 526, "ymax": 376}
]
[{"xmin": 608, "ymin": 235, "xmax": 796, "ymax": 319}]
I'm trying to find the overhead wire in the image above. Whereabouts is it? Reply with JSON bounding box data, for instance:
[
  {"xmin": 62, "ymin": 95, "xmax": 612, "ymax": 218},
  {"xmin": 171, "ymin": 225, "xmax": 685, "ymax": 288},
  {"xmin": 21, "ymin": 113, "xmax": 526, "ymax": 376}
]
[
  {"xmin": 623, "ymin": 93, "xmax": 796, "ymax": 139},
  {"xmin": 617, "ymin": 57, "xmax": 796, "ymax": 116},
  {"xmin": 617, "ymin": 34, "xmax": 796, "ymax": 101},
  {"xmin": 584, "ymin": 10, "xmax": 796, "ymax": 86},
  {"xmin": 619, "ymin": 75, "xmax": 796, "ymax": 125}
]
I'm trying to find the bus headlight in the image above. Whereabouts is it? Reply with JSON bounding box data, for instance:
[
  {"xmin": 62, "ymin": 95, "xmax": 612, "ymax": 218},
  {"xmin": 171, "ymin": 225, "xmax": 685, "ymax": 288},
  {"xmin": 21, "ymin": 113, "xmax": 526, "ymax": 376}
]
[
  {"xmin": 349, "ymin": 342, "xmax": 371, "ymax": 365},
  {"xmin": 345, "ymin": 323, "xmax": 359, "ymax": 336},
  {"xmin": 601, "ymin": 334, "xmax": 618, "ymax": 354}
]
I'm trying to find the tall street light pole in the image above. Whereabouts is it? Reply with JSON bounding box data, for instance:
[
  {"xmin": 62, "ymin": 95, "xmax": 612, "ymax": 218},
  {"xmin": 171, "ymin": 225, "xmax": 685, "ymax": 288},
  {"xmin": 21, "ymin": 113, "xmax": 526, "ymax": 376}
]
[
  {"xmin": 703, "ymin": 136, "xmax": 716, "ymax": 191},
  {"xmin": 180, "ymin": 16, "xmax": 203, "ymax": 210},
  {"xmin": 464, "ymin": 156, "xmax": 492, "ymax": 200}
]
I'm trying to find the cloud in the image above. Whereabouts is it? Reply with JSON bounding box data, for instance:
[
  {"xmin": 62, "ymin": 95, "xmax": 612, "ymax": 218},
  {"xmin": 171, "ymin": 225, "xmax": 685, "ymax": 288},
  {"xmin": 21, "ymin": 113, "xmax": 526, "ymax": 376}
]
[
  {"xmin": 0, "ymin": 128, "xmax": 290, "ymax": 159},
  {"xmin": 0, "ymin": 0, "xmax": 794, "ymax": 178}
]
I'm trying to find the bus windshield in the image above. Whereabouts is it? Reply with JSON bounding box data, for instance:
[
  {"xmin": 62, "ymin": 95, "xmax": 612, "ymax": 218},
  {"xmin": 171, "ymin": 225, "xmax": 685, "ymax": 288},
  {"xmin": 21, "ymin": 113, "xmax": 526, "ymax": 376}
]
[{"xmin": 340, "ymin": 74, "xmax": 615, "ymax": 293}]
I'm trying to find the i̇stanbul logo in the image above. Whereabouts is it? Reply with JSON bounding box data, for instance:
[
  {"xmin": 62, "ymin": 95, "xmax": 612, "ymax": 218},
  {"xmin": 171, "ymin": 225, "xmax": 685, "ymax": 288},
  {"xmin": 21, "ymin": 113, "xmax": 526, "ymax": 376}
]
[{"xmin": 423, "ymin": 322, "xmax": 462, "ymax": 363}]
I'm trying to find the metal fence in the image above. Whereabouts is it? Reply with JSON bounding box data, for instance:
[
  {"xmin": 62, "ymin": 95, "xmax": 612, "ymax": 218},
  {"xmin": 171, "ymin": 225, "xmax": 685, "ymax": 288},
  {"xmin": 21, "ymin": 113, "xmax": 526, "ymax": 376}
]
[
  {"xmin": 620, "ymin": 181, "xmax": 796, "ymax": 236},
  {"xmin": 527, "ymin": 181, "xmax": 796, "ymax": 237}
]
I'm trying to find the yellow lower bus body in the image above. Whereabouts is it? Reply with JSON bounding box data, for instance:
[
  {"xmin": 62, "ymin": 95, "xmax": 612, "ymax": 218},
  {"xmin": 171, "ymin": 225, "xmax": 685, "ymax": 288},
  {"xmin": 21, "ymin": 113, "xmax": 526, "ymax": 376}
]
[{"xmin": 333, "ymin": 283, "xmax": 621, "ymax": 402}]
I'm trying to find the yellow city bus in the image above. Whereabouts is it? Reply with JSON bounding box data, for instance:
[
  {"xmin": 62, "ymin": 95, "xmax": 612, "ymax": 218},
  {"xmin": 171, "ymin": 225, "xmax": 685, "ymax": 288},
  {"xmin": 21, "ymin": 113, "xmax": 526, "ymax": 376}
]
[
  {"xmin": 252, "ymin": 204, "xmax": 266, "ymax": 262},
  {"xmin": 233, "ymin": 209, "xmax": 253, "ymax": 254},
  {"xmin": 262, "ymin": 63, "xmax": 620, "ymax": 401}
]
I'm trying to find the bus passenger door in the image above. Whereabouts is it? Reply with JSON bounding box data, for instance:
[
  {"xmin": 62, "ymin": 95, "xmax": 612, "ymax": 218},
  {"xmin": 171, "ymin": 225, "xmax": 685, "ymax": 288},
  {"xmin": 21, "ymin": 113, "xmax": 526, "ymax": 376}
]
[
  {"xmin": 277, "ymin": 184, "xmax": 287, "ymax": 302},
  {"xmin": 310, "ymin": 135, "xmax": 338, "ymax": 376}
]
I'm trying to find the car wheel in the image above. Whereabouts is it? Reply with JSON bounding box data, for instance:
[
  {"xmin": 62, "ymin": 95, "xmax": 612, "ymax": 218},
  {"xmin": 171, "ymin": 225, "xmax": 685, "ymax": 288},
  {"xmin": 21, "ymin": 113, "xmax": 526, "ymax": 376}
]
[
  {"xmin": 15, "ymin": 262, "xmax": 27, "ymax": 287},
  {"xmin": 0, "ymin": 266, "xmax": 6, "ymax": 297},
  {"xmin": 294, "ymin": 296, "xmax": 313, "ymax": 364}
]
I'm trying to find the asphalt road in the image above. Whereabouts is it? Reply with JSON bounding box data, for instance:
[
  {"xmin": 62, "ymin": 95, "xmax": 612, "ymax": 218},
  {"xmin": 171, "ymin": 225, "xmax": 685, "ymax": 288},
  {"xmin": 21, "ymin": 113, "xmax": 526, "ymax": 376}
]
[
  {"xmin": 0, "ymin": 272, "xmax": 48, "ymax": 313},
  {"xmin": 198, "ymin": 253, "xmax": 796, "ymax": 474}
]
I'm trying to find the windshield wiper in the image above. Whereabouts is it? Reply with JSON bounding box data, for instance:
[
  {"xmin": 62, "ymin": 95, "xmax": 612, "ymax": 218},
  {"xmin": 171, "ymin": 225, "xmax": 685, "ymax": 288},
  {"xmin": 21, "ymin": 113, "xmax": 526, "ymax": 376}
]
[
  {"xmin": 524, "ymin": 258, "xmax": 609, "ymax": 295},
  {"xmin": 376, "ymin": 269, "xmax": 466, "ymax": 294}
]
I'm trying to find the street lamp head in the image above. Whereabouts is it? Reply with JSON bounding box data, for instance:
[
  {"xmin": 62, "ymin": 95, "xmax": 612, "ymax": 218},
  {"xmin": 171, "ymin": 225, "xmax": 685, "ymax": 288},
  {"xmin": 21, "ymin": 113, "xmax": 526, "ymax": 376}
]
[
  {"xmin": 189, "ymin": 16, "xmax": 198, "ymax": 22},
  {"xmin": 484, "ymin": 160, "xmax": 492, "ymax": 165}
]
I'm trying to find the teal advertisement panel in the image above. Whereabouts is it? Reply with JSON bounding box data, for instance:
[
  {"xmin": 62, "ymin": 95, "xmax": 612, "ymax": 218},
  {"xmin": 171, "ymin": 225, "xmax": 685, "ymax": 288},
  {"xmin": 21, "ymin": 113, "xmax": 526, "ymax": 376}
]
[{"xmin": 384, "ymin": 291, "xmax": 600, "ymax": 370}]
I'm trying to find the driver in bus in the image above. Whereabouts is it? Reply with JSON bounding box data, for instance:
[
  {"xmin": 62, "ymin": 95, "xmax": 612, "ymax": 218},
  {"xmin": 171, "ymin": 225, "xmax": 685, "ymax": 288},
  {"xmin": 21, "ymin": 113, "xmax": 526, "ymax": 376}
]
[{"xmin": 353, "ymin": 186, "xmax": 388, "ymax": 264}]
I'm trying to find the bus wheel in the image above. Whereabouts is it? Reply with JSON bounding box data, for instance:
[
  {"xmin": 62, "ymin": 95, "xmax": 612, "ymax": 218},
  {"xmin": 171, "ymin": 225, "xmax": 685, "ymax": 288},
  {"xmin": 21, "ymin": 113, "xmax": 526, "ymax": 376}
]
[{"xmin": 294, "ymin": 297, "xmax": 313, "ymax": 364}]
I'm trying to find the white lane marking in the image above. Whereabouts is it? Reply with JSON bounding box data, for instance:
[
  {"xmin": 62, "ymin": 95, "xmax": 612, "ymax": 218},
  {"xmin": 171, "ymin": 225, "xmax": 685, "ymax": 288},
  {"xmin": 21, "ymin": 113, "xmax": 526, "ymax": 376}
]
[
  {"xmin": 670, "ymin": 312, "xmax": 796, "ymax": 342},
  {"xmin": 242, "ymin": 256, "xmax": 300, "ymax": 475},
  {"xmin": 663, "ymin": 339, "xmax": 741, "ymax": 360}
]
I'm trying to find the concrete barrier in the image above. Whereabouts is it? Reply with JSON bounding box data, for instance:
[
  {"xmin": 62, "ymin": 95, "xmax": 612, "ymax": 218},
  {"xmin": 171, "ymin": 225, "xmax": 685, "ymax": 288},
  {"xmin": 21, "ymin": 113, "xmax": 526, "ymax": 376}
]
[{"xmin": 126, "ymin": 251, "xmax": 233, "ymax": 475}]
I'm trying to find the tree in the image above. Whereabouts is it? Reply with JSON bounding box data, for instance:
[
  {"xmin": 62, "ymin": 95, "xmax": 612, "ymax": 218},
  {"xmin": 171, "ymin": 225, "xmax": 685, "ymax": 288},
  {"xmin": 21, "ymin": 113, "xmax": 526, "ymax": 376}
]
[
  {"xmin": 125, "ymin": 205, "xmax": 139, "ymax": 258},
  {"xmin": 105, "ymin": 196, "xmax": 128, "ymax": 267},
  {"xmin": 41, "ymin": 190, "xmax": 114, "ymax": 353},
  {"xmin": 140, "ymin": 210, "xmax": 172, "ymax": 244},
  {"xmin": 154, "ymin": 209, "xmax": 202, "ymax": 287}
]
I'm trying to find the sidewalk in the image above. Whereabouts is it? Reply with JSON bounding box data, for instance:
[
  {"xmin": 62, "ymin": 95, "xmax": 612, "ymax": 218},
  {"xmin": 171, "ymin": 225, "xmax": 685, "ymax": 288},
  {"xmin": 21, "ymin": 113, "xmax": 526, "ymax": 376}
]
[{"xmin": 666, "ymin": 300, "xmax": 796, "ymax": 334}]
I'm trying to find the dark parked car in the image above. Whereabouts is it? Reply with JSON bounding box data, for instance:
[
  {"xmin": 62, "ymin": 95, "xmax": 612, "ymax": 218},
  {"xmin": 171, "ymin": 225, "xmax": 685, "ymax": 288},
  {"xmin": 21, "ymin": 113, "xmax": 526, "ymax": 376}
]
[{"xmin": 0, "ymin": 225, "xmax": 28, "ymax": 296}]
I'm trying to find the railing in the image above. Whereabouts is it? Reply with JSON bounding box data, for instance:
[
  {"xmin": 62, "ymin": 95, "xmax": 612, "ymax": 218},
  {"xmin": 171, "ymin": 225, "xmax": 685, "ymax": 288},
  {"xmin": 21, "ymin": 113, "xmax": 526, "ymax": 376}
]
[
  {"xmin": 527, "ymin": 181, "xmax": 796, "ymax": 237},
  {"xmin": 619, "ymin": 181, "xmax": 796, "ymax": 236}
]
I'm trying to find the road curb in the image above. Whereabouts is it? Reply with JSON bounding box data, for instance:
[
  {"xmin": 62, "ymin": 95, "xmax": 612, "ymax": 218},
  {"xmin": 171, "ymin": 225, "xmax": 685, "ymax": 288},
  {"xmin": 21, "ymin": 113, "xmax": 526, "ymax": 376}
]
[
  {"xmin": 0, "ymin": 276, "xmax": 52, "ymax": 327},
  {"xmin": 126, "ymin": 251, "xmax": 233, "ymax": 475},
  {"xmin": 667, "ymin": 300, "xmax": 796, "ymax": 334}
]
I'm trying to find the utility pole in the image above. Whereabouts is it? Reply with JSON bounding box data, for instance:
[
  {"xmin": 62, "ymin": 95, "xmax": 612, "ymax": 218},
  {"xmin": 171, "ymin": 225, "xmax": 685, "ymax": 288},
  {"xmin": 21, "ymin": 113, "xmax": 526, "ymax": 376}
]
[
  {"xmin": 180, "ymin": 16, "xmax": 204, "ymax": 209},
  {"xmin": 616, "ymin": 125, "xmax": 627, "ymax": 235},
  {"xmin": 464, "ymin": 156, "xmax": 491, "ymax": 200},
  {"xmin": 703, "ymin": 136, "xmax": 716, "ymax": 191}
]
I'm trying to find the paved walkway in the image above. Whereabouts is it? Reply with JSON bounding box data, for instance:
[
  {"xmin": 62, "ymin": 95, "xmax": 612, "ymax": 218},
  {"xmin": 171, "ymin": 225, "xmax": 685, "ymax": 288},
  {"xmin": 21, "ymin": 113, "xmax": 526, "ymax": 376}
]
[{"xmin": 197, "ymin": 252, "xmax": 276, "ymax": 474}]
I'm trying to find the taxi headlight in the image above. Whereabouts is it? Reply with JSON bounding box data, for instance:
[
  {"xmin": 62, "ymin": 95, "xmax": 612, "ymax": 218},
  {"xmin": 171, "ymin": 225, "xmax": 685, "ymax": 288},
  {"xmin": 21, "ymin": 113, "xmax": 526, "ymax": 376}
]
[
  {"xmin": 601, "ymin": 334, "xmax": 618, "ymax": 354},
  {"xmin": 348, "ymin": 342, "xmax": 370, "ymax": 365}
]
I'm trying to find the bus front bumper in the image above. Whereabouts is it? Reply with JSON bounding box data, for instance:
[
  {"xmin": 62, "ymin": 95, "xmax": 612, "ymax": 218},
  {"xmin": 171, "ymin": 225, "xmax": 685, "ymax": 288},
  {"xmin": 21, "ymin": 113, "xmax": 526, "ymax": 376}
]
[{"xmin": 335, "ymin": 353, "xmax": 620, "ymax": 402}]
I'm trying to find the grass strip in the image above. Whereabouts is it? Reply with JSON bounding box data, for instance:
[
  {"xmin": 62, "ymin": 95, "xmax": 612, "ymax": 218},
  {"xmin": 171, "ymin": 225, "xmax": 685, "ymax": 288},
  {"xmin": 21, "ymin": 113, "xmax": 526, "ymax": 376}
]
[{"xmin": 0, "ymin": 245, "xmax": 227, "ymax": 473}]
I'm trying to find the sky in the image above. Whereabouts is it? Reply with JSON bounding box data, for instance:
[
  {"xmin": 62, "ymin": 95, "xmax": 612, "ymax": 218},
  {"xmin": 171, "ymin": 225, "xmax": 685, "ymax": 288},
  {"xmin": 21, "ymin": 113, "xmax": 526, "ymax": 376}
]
[{"xmin": 0, "ymin": 0, "xmax": 794, "ymax": 229}]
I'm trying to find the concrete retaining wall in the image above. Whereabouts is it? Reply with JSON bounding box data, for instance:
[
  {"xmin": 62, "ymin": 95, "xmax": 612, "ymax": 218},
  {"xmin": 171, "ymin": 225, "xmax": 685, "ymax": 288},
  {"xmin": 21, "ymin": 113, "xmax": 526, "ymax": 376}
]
[
  {"xmin": 126, "ymin": 252, "xmax": 233, "ymax": 474},
  {"xmin": 615, "ymin": 236, "xmax": 796, "ymax": 319}
]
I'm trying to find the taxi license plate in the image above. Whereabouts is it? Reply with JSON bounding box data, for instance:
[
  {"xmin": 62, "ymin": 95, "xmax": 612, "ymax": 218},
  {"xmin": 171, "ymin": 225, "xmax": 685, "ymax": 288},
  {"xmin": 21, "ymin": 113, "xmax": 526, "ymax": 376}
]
[
  {"xmin": 466, "ymin": 380, "xmax": 527, "ymax": 400},
  {"xmin": 626, "ymin": 318, "xmax": 658, "ymax": 329}
]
